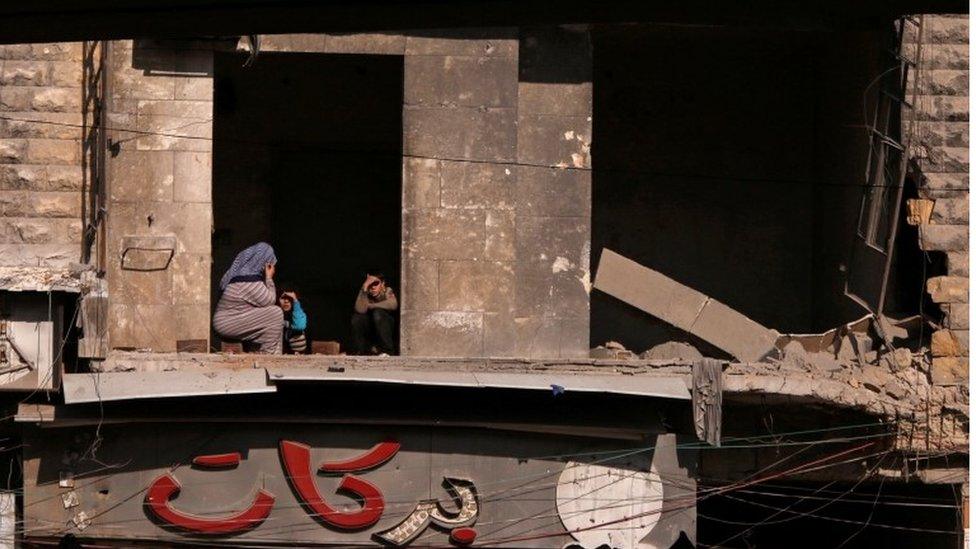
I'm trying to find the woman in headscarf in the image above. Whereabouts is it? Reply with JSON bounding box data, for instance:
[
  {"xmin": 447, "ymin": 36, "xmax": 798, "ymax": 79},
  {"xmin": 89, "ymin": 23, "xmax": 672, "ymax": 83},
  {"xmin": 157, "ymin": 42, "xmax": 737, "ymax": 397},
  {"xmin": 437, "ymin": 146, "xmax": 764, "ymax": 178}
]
[{"xmin": 213, "ymin": 242, "xmax": 284, "ymax": 354}]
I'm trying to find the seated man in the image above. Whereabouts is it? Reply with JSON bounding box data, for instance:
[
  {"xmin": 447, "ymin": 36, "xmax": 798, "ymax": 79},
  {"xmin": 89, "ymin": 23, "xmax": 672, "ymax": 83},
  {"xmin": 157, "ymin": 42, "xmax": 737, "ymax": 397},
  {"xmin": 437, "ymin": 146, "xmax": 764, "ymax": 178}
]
[{"xmin": 351, "ymin": 273, "xmax": 397, "ymax": 355}]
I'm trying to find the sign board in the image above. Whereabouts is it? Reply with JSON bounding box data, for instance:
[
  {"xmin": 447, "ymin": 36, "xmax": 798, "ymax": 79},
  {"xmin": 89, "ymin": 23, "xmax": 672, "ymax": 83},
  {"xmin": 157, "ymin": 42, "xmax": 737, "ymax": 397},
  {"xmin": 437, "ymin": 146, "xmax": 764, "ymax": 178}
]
[{"xmin": 24, "ymin": 424, "xmax": 697, "ymax": 548}]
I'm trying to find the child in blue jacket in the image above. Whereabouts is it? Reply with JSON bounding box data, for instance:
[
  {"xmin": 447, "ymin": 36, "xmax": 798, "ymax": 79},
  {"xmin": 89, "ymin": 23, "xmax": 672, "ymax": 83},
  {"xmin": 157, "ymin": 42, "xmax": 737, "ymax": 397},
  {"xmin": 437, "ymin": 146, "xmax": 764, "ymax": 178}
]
[{"xmin": 278, "ymin": 288, "xmax": 307, "ymax": 354}]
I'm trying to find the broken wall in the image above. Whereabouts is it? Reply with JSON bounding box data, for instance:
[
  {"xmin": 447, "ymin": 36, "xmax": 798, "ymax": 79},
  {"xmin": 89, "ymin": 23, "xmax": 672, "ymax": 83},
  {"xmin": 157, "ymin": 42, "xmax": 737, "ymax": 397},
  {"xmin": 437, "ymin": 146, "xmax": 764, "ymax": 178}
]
[
  {"xmin": 590, "ymin": 25, "xmax": 884, "ymax": 352},
  {"xmin": 908, "ymin": 14, "xmax": 969, "ymax": 384},
  {"xmin": 0, "ymin": 43, "xmax": 85, "ymax": 270},
  {"xmin": 241, "ymin": 29, "xmax": 592, "ymax": 358},
  {"xmin": 104, "ymin": 40, "xmax": 214, "ymax": 351}
]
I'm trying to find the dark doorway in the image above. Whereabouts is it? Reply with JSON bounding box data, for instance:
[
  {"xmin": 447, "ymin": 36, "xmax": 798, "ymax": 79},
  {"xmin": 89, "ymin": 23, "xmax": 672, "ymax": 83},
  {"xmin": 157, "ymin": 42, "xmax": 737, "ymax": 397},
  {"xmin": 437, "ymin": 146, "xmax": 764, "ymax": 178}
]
[{"xmin": 212, "ymin": 52, "xmax": 403, "ymax": 351}]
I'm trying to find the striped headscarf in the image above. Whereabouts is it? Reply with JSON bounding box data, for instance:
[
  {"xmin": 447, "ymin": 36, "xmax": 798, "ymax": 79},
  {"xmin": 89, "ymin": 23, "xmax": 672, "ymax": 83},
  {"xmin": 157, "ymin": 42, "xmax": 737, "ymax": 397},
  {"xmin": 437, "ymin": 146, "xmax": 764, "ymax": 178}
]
[{"xmin": 219, "ymin": 242, "xmax": 277, "ymax": 291}]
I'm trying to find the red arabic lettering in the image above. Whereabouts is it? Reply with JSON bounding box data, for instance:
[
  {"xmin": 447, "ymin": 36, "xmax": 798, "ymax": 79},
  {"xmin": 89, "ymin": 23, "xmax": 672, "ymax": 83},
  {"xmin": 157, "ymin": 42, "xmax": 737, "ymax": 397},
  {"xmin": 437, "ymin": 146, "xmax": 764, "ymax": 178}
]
[
  {"xmin": 319, "ymin": 441, "xmax": 399, "ymax": 473},
  {"xmin": 192, "ymin": 452, "xmax": 242, "ymax": 469},
  {"xmin": 146, "ymin": 473, "xmax": 274, "ymax": 534},
  {"xmin": 279, "ymin": 440, "xmax": 391, "ymax": 530}
]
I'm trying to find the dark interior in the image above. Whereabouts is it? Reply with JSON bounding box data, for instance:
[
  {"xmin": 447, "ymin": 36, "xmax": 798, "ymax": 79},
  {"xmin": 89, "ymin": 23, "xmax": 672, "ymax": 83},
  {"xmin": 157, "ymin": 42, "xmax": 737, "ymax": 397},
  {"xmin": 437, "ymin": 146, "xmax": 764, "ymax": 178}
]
[
  {"xmin": 590, "ymin": 24, "xmax": 916, "ymax": 352},
  {"xmin": 212, "ymin": 51, "xmax": 403, "ymax": 350}
]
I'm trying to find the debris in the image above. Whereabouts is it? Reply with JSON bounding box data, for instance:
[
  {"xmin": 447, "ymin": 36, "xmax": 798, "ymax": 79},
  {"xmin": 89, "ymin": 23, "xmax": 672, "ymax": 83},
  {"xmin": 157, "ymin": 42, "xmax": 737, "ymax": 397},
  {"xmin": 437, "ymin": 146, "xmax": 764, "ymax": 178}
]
[
  {"xmin": 590, "ymin": 342, "xmax": 637, "ymax": 360},
  {"xmin": 72, "ymin": 511, "xmax": 91, "ymax": 531},
  {"xmin": 887, "ymin": 348, "xmax": 913, "ymax": 372},
  {"xmin": 930, "ymin": 329, "xmax": 960, "ymax": 357},
  {"xmin": 59, "ymin": 470, "xmax": 74, "ymax": 489},
  {"xmin": 312, "ymin": 341, "xmax": 341, "ymax": 355},
  {"xmin": 593, "ymin": 249, "xmax": 778, "ymax": 362},
  {"xmin": 605, "ymin": 341, "xmax": 626, "ymax": 350},
  {"xmin": 640, "ymin": 341, "xmax": 703, "ymax": 362},
  {"xmin": 61, "ymin": 490, "xmax": 79, "ymax": 509},
  {"xmin": 176, "ymin": 339, "xmax": 208, "ymax": 353}
]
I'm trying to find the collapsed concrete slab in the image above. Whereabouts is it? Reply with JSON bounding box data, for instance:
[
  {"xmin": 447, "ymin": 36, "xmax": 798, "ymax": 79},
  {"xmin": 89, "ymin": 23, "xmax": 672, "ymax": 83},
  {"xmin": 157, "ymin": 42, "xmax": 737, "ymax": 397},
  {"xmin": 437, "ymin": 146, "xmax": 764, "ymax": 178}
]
[{"xmin": 593, "ymin": 249, "xmax": 779, "ymax": 362}]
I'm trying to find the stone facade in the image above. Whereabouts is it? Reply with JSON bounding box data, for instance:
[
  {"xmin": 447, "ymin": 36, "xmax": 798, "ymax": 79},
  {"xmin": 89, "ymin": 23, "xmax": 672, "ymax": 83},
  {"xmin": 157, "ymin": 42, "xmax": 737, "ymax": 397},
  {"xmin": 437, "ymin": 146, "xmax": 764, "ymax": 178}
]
[
  {"xmin": 0, "ymin": 43, "xmax": 84, "ymax": 268},
  {"xmin": 907, "ymin": 15, "xmax": 969, "ymax": 385},
  {"xmin": 104, "ymin": 40, "xmax": 214, "ymax": 351}
]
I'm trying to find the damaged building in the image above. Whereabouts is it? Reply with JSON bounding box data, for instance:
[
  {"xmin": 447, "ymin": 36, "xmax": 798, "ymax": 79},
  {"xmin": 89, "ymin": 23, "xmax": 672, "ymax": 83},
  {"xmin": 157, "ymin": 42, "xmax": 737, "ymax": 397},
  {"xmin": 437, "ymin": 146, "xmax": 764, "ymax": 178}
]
[{"xmin": 0, "ymin": 1, "xmax": 967, "ymax": 547}]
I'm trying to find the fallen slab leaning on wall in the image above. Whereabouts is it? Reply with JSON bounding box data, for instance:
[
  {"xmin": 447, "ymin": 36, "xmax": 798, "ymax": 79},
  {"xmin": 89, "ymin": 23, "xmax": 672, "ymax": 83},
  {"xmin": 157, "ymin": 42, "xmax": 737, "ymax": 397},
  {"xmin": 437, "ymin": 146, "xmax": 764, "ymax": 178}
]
[{"xmin": 593, "ymin": 249, "xmax": 780, "ymax": 362}]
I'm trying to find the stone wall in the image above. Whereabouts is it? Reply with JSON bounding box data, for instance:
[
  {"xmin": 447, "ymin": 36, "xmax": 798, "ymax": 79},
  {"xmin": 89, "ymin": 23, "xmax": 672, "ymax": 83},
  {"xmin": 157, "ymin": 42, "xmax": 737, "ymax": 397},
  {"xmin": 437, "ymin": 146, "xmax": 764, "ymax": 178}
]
[
  {"xmin": 0, "ymin": 43, "xmax": 84, "ymax": 269},
  {"xmin": 907, "ymin": 15, "xmax": 969, "ymax": 385},
  {"xmin": 104, "ymin": 40, "xmax": 213, "ymax": 351},
  {"xmin": 245, "ymin": 29, "xmax": 592, "ymax": 358}
]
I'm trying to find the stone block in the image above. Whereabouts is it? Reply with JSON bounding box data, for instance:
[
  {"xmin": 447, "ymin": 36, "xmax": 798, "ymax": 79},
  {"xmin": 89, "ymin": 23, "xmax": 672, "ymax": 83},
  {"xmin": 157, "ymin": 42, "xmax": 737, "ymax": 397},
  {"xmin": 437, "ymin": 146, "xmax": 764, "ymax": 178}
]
[
  {"xmin": 0, "ymin": 191, "xmax": 28, "ymax": 216},
  {"xmin": 0, "ymin": 88, "xmax": 31, "ymax": 111},
  {"xmin": 49, "ymin": 61, "xmax": 82, "ymax": 87},
  {"xmin": 44, "ymin": 165, "xmax": 84, "ymax": 191},
  {"xmin": 258, "ymin": 34, "xmax": 327, "ymax": 52},
  {"xmin": 403, "ymin": 210, "xmax": 485, "ymax": 260},
  {"xmin": 905, "ymin": 198, "xmax": 935, "ymax": 225},
  {"xmin": 402, "ymin": 157, "xmax": 441, "ymax": 209},
  {"xmin": 915, "ymin": 122, "xmax": 968, "ymax": 148},
  {"xmin": 110, "ymin": 48, "xmax": 176, "ymax": 101},
  {"xmin": 0, "ymin": 45, "xmax": 32, "ymax": 60},
  {"xmin": 909, "ymin": 68, "xmax": 968, "ymax": 96},
  {"xmin": 927, "ymin": 275, "xmax": 968, "ymax": 303},
  {"xmin": 484, "ymin": 209, "xmax": 515, "ymax": 261},
  {"xmin": 517, "ymin": 114, "xmax": 591, "ymax": 168},
  {"xmin": 175, "ymin": 75, "xmax": 213, "ymax": 101},
  {"xmin": 25, "ymin": 139, "xmax": 80, "ymax": 165},
  {"xmin": 400, "ymin": 259, "xmax": 438, "ymax": 311},
  {"xmin": 0, "ymin": 243, "xmax": 77, "ymax": 267},
  {"xmin": 518, "ymin": 82, "xmax": 592, "ymax": 117},
  {"xmin": 0, "ymin": 61, "xmax": 49, "ymax": 86},
  {"xmin": 109, "ymin": 150, "xmax": 175, "ymax": 202},
  {"xmin": 1, "ymin": 112, "xmax": 84, "ymax": 140},
  {"xmin": 171, "ymin": 202, "xmax": 212, "ymax": 255},
  {"xmin": 915, "ymin": 146, "xmax": 968, "ymax": 173},
  {"xmin": 558, "ymin": 316, "xmax": 589, "ymax": 358},
  {"xmin": 29, "ymin": 43, "xmax": 82, "ymax": 61},
  {"xmin": 404, "ymin": 28, "xmax": 518, "ymax": 58},
  {"xmin": 111, "ymin": 264, "xmax": 172, "ymax": 305},
  {"xmin": 516, "ymin": 165, "xmax": 591, "ymax": 217},
  {"xmin": 324, "ymin": 33, "xmax": 406, "ymax": 55},
  {"xmin": 27, "ymin": 192, "xmax": 81, "ymax": 218},
  {"xmin": 946, "ymin": 252, "xmax": 968, "ymax": 276},
  {"xmin": 921, "ymin": 44, "xmax": 969, "ymax": 69},
  {"xmin": 440, "ymin": 160, "xmax": 514, "ymax": 209},
  {"xmin": 400, "ymin": 311, "xmax": 483, "ymax": 357},
  {"xmin": 513, "ymin": 315, "xmax": 562, "ymax": 358},
  {"xmin": 108, "ymin": 303, "xmax": 177, "ymax": 351},
  {"xmin": 173, "ymin": 50, "xmax": 213, "ymax": 101},
  {"xmin": 130, "ymin": 114, "xmax": 212, "ymax": 152},
  {"xmin": 931, "ymin": 196, "xmax": 968, "ymax": 224},
  {"xmin": 404, "ymin": 55, "xmax": 517, "ymax": 108},
  {"xmin": 919, "ymin": 224, "xmax": 967, "ymax": 252},
  {"xmin": 438, "ymin": 260, "xmax": 514, "ymax": 312},
  {"xmin": 173, "ymin": 151, "xmax": 211, "ymax": 203},
  {"xmin": 483, "ymin": 312, "xmax": 516, "ymax": 356},
  {"xmin": 953, "ymin": 329, "xmax": 969, "ymax": 355},
  {"xmin": 930, "ymin": 356, "xmax": 967, "ymax": 385},
  {"xmin": 171, "ymin": 253, "xmax": 210, "ymax": 305},
  {"xmin": 30, "ymin": 87, "xmax": 81, "ymax": 113},
  {"xmin": 919, "ymin": 16, "xmax": 968, "ymax": 45},
  {"xmin": 403, "ymin": 107, "xmax": 516, "ymax": 162},
  {"xmin": 3, "ymin": 219, "xmax": 54, "ymax": 244},
  {"xmin": 931, "ymin": 329, "xmax": 960, "ymax": 357},
  {"xmin": 943, "ymin": 301, "xmax": 969, "ymax": 329},
  {"xmin": 916, "ymin": 95, "xmax": 968, "ymax": 121},
  {"xmin": 0, "ymin": 139, "xmax": 26, "ymax": 163},
  {"xmin": 515, "ymin": 215, "xmax": 589, "ymax": 278}
]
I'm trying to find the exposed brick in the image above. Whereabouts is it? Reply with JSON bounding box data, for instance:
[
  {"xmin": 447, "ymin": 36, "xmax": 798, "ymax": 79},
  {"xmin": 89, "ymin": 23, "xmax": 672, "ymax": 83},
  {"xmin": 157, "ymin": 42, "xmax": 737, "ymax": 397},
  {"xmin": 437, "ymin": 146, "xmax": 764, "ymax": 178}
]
[
  {"xmin": 919, "ymin": 224, "xmax": 967, "ymax": 252},
  {"xmin": 927, "ymin": 275, "xmax": 969, "ymax": 303},
  {"xmin": 931, "ymin": 329, "xmax": 960, "ymax": 357}
]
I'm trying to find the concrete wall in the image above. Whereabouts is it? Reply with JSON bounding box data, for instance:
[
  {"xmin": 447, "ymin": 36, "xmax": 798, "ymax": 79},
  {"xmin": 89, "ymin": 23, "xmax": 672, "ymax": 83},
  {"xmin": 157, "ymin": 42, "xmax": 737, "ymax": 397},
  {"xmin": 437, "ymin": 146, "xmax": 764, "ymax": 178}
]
[
  {"xmin": 246, "ymin": 29, "xmax": 592, "ymax": 358},
  {"xmin": 0, "ymin": 43, "xmax": 84, "ymax": 268},
  {"xmin": 908, "ymin": 15, "xmax": 970, "ymax": 384},
  {"xmin": 104, "ymin": 40, "xmax": 213, "ymax": 351}
]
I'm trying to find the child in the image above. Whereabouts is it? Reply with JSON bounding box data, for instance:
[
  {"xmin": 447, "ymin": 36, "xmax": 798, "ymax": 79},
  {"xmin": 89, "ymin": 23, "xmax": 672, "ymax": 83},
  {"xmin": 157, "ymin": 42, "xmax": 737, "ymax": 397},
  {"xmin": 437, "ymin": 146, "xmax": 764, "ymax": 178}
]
[{"xmin": 278, "ymin": 287, "xmax": 308, "ymax": 354}]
